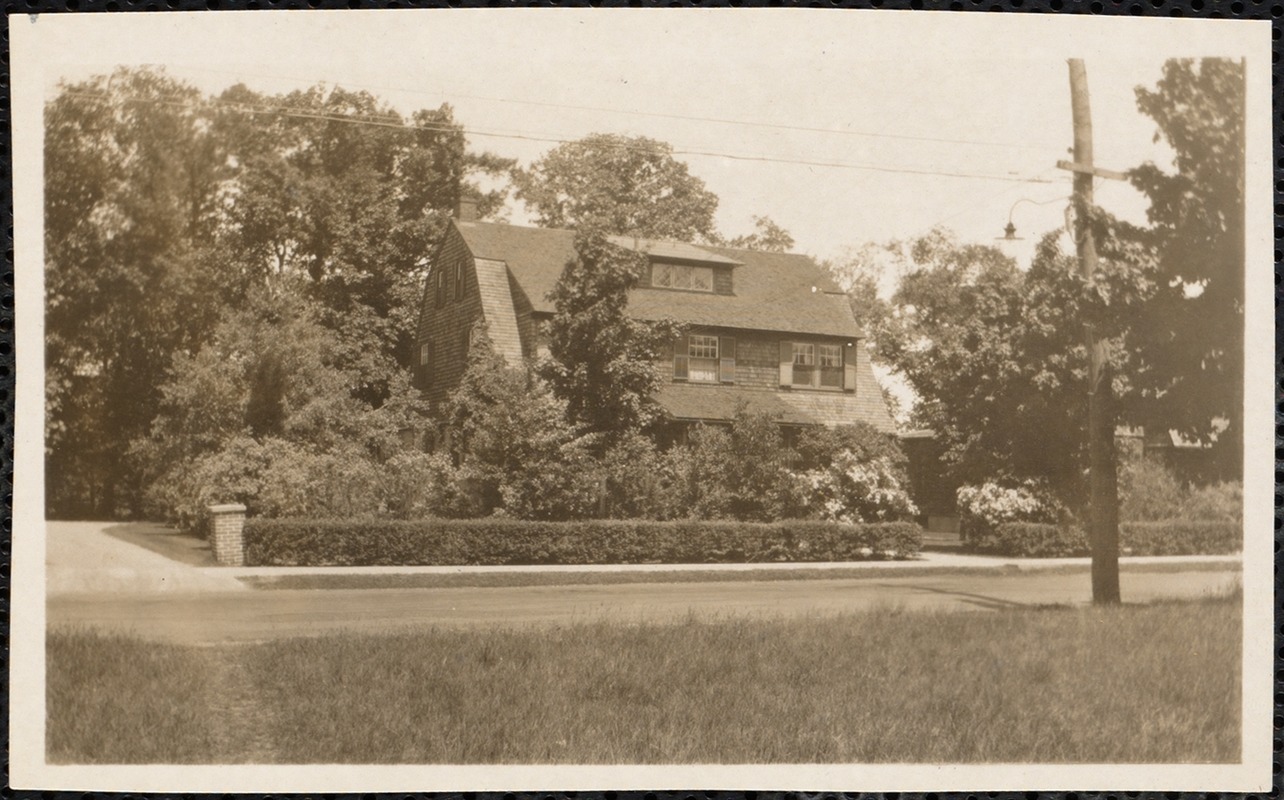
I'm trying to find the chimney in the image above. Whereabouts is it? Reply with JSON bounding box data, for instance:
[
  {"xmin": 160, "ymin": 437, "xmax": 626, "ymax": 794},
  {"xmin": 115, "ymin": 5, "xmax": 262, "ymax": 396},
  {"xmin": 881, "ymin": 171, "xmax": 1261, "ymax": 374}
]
[{"xmin": 456, "ymin": 196, "xmax": 480, "ymax": 223}]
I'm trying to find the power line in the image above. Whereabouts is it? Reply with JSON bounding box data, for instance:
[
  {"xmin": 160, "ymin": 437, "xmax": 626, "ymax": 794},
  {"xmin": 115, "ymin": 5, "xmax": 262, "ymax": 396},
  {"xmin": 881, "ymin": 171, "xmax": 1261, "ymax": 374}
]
[
  {"xmin": 159, "ymin": 64, "xmax": 1067, "ymax": 154},
  {"xmin": 59, "ymin": 89, "xmax": 1061, "ymax": 186}
]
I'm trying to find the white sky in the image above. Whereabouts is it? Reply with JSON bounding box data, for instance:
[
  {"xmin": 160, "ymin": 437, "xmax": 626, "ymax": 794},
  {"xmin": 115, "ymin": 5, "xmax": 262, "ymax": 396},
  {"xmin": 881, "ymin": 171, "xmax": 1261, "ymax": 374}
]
[{"xmin": 38, "ymin": 10, "xmax": 1260, "ymax": 274}]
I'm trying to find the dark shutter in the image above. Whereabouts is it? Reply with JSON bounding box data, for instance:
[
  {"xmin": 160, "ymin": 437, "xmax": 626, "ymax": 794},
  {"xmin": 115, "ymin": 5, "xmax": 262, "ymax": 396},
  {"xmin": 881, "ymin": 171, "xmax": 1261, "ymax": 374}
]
[
  {"xmin": 673, "ymin": 334, "xmax": 689, "ymax": 380},
  {"xmin": 779, "ymin": 340, "xmax": 792, "ymax": 386},
  {"xmin": 425, "ymin": 342, "xmax": 435, "ymax": 387},
  {"xmin": 844, "ymin": 346, "xmax": 858, "ymax": 392},
  {"xmin": 719, "ymin": 336, "xmax": 736, "ymax": 383}
]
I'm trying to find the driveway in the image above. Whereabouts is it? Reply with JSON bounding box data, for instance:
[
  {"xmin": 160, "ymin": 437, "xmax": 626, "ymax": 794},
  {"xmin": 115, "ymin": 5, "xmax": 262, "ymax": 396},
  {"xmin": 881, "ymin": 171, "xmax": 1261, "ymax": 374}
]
[{"xmin": 47, "ymin": 521, "xmax": 247, "ymax": 595}]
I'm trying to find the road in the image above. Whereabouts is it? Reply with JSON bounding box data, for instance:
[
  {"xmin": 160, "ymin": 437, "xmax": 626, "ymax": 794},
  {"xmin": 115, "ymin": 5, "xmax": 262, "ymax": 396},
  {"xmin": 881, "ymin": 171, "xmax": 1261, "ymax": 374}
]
[{"xmin": 48, "ymin": 569, "xmax": 1240, "ymax": 645}]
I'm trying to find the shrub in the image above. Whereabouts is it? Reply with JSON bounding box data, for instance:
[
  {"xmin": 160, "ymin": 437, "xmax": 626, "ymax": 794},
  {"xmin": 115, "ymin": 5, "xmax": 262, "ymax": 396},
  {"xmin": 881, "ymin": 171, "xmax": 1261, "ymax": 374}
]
[
  {"xmin": 1120, "ymin": 520, "xmax": 1242, "ymax": 555},
  {"xmin": 1118, "ymin": 458, "xmax": 1187, "ymax": 522},
  {"xmin": 1178, "ymin": 481, "xmax": 1242, "ymax": 522},
  {"xmin": 243, "ymin": 518, "xmax": 924, "ymax": 567},
  {"xmin": 986, "ymin": 520, "xmax": 1241, "ymax": 557},
  {"xmin": 793, "ymin": 451, "xmax": 919, "ymax": 523},
  {"xmin": 956, "ymin": 481, "xmax": 1062, "ymax": 551},
  {"xmin": 986, "ymin": 523, "xmax": 1089, "ymax": 557}
]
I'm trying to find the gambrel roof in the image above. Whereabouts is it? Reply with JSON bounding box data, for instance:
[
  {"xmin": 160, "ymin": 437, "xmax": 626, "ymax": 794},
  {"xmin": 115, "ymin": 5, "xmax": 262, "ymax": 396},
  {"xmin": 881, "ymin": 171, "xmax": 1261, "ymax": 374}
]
[{"xmin": 453, "ymin": 221, "xmax": 861, "ymax": 338}]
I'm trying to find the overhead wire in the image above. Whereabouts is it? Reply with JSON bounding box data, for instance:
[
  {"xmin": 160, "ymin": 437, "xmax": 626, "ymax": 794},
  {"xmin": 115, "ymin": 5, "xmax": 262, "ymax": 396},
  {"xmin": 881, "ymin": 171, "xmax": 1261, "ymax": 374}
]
[
  {"xmin": 156, "ymin": 63, "xmax": 1068, "ymax": 154},
  {"xmin": 59, "ymin": 88, "xmax": 1062, "ymax": 186}
]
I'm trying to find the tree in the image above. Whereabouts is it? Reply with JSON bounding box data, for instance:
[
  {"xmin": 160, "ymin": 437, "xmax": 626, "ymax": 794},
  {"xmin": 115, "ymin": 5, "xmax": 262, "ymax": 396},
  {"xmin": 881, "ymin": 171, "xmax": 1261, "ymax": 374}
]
[
  {"xmin": 541, "ymin": 228, "xmax": 683, "ymax": 446},
  {"xmin": 724, "ymin": 215, "xmax": 795, "ymax": 252},
  {"xmin": 513, "ymin": 133, "xmax": 720, "ymax": 241},
  {"xmin": 1128, "ymin": 58, "xmax": 1244, "ymax": 478},
  {"xmin": 442, "ymin": 332, "xmax": 601, "ymax": 520},
  {"xmin": 45, "ymin": 68, "xmax": 231, "ymax": 516}
]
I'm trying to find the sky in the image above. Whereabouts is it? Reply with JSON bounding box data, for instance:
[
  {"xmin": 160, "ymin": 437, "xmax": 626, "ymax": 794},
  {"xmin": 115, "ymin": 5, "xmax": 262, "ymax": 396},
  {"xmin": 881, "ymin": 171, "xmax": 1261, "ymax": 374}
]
[{"xmin": 36, "ymin": 10, "xmax": 1260, "ymax": 281}]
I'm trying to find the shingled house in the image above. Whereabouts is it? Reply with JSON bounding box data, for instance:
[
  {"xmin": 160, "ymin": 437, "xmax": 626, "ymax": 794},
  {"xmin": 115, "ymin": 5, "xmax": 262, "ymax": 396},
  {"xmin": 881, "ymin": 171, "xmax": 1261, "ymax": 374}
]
[{"xmin": 414, "ymin": 215, "xmax": 895, "ymax": 439}]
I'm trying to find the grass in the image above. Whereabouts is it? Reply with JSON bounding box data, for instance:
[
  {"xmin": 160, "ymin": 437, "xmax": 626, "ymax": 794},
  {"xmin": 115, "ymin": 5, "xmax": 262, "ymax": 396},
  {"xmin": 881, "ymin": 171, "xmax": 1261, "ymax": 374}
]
[
  {"xmin": 47, "ymin": 628, "xmax": 225, "ymax": 763},
  {"xmin": 48, "ymin": 594, "xmax": 1241, "ymax": 764},
  {"xmin": 237, "ymin": 558, "xmax": 1239, "ymax": 591}
]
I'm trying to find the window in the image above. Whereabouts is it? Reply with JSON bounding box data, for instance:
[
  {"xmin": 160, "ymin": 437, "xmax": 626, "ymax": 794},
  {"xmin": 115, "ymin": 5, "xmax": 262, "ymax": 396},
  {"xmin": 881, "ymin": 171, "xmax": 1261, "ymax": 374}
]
[
  {"xmin": 652, "ymin": 263, "xmax": 714, "ymax": 292},
  {"xmin": 418, "ymin": 342, "xmax": 434, "ymax": 387},
  {"xmin": 673, "ymin": 334, "xmax": 735, "ymax": 383},
  {"xmin": 434, "ymin": 268, "xmax": 446, "ymax": 308},
  {"xmin": 688, "ymin": 334, "xmax": 719, "ymax": 382},
  {"xmin": 782, "ymin": 340, "xmax": 849, "ymax": 390},
  {"xmin": 791, "ymin": 343, "xmax": 815, "ymax": 387},
  {"xmin": 454, "ymin": 259, "xmax": 466, "ymax": 300},
  {"xmin": 818, "ymin": 344, "xmax": 843, "ymax": 388}
]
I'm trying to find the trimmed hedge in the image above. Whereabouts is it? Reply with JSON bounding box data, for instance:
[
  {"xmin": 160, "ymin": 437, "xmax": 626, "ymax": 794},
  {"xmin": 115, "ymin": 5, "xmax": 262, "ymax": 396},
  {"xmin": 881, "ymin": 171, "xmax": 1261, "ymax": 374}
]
[
  {"xmin": 243, "ymin": 518, "xmax": 924, "ymax": 567},
  {"xmin": 980, "ymin": 520, "xmax": 1242, "ymax": 558}
]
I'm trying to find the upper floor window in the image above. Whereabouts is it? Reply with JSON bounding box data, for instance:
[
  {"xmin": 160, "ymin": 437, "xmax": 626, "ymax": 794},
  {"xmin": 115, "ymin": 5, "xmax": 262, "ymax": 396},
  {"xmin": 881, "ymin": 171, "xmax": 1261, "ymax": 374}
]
[
  {"xmin": 434, "ymin": 268, "xmax": 447, "ymax": 308},
  {"xmin": 673, "ymin": 333, "xmax": 735, "ymax": 383},
  {"xmin": 783, "ymin": 340, "xmax": 850, "ymax": 390},
  {"xmin": 652, "ymin": 262, "xmax": 714, "ymax": 292},
  {"xmin": 454, "ymin": 259, "xmax": 466, "ymax": 300}
]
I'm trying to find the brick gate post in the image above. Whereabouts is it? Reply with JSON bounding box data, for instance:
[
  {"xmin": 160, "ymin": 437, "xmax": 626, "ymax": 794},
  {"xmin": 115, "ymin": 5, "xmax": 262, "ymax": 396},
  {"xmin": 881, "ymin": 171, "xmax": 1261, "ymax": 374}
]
[{"xmin": 207, "ymin": 503, "xmax": 247, "ymax": 566}]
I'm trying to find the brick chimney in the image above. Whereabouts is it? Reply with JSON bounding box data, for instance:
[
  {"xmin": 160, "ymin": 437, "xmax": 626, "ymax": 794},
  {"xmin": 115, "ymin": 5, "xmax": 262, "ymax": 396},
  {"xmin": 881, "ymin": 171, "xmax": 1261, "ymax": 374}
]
[{"xmin": 457, "ymin": 196, "xmax": 479, "ymax": 222}]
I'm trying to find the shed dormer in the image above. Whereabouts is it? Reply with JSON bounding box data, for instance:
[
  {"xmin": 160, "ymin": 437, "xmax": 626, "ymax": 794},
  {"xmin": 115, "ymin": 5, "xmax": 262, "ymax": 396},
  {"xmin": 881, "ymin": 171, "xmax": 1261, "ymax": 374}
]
[{"xmin": 607, "ymin": 235, "xmax": 743, "ymax": 296}]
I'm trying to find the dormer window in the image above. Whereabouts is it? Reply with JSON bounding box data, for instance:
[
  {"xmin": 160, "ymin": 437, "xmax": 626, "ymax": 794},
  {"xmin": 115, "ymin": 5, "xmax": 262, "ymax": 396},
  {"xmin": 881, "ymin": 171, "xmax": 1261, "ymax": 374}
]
[{"xmin": 652, "ymin": 263, "xmax": 714, "ymax": 292}]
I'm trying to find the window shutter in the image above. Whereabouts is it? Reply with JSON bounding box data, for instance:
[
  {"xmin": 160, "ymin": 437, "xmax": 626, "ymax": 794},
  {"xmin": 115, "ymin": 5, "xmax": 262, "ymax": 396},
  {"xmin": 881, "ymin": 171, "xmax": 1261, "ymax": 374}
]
[
  {"xmin": 673, "ymin": 334, "xmax": 689, "ymax": 380},
  {"xmin": 719, "ymin": 336, "xmax": 736, "ymax": 383},
  {"xmin": 425, "ymin": 342, "xmax": 435, "ymax": 387},
  {"xmin": 779, "ymin": 341, "xmax": 792, "ymax": 387},
  {"xmin": 844, "ymin": 349, "xmax": 858, "ymax": 392}
]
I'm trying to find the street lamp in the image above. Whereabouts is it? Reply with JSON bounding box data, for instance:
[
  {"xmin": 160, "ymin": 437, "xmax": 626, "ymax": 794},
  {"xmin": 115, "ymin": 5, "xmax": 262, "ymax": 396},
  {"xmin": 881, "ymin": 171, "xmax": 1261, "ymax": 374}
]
[{"xmin": 997, "ymin": 196, "xmax": 1070, "ymax": 242}]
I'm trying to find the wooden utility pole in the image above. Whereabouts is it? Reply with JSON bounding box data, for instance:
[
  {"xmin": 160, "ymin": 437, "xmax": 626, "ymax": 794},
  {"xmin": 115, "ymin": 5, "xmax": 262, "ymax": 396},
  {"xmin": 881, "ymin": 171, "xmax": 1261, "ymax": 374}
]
[{"xmin": 1064, "ymin": 59, "xmax": 1121, "ymax": 605}]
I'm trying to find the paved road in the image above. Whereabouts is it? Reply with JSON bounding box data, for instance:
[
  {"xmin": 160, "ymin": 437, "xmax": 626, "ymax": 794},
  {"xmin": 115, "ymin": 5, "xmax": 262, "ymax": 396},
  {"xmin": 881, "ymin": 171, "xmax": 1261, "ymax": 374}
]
[
  {"xmin": 48, "ymin": 569, "xmax": 1240, "ymax": 645},
  {"xmin": 44, "ymin": 521, "xmax": 1241, "ymax": 645}
]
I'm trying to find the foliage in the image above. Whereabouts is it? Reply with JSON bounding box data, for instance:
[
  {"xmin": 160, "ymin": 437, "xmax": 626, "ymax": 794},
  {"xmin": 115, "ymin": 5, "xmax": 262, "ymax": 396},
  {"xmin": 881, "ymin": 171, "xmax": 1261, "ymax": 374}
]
[
  {"xmin": 1128, "ymin": 59, "xmax": 1244, "ymax": 476},
  {"xmin": 660, "ymin": 411, "xmax": 806, "ymax": 522},
  {"xmin": 243, "ymin": 517, "xmax": 922, "ymax": 567},
  {"xmin": 793, "ymin": 451, "xmax": 919, "ymax": 524},
  {"xmin": 541, "ymin": 228, "xmax": 683, "ymax": 444},
  {"xmin": 956, "ymin": 481, "xmax": 1064, "ymax": 551},
  {"xmin": 983, "ymin": 522, "xmax": 1090, "ymax": 558},
  {"xmin": 1119, "ymin": 520, "xmax": 1241, "ymax": 556},
  {"xmin": 513, "ymin": 133, "xmax": 720, "ymax": 241},
  {"xmin": 45, "ymin": 68, "xmax": 231, "ymax": 517},
  {"xmin": 134, "ymin": 292, "xmax": 432, "ymax": 526},
  {"xmin": 988, "ymin": 520, "xmax": 1240, "ymax": 558},
  {"xmin": 441, "ymin": 334, "xmax": 602, "ymax": 520},
  {"xmin": 45, "ymin": 67, "xmax": 511, "ymax": 518},
  {"xmin": 723, "ymin": 215, "xmax": 796, "ymax": 252}
]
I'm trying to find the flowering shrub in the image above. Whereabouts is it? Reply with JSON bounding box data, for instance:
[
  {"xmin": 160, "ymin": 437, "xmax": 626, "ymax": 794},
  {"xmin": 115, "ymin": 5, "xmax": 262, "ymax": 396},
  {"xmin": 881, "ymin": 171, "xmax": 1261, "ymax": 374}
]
[
  {"xmin": 794, "ymin": 451, "xmax": 919, "ymax": 524},
  {"xmin": 956, "ymin": 480, "xmax": 1062, "ymax": 551}
]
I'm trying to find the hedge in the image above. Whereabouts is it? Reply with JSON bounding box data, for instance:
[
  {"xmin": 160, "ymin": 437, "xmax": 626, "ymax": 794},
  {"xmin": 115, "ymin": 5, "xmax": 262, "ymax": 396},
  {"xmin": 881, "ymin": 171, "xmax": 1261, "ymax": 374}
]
[
  {"xmin": 243, "ymin": 518, "xmax": 924, "ymax": 567},
  {"xmin": 980, "ymin": 520, "xmax": 1242, "ymax": 558}
]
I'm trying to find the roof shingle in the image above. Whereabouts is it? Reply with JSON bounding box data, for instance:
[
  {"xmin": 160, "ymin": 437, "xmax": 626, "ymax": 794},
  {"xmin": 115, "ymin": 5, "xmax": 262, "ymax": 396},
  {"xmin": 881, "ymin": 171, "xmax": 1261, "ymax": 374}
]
[{"xmin": 453, "ymin": 221, "xmax": 861, "ymax": 338}]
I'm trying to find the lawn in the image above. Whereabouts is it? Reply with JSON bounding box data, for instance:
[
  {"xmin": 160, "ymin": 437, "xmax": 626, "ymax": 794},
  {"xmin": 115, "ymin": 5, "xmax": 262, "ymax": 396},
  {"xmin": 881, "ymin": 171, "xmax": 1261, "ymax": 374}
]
[{"xmin": 48, "ymin": 595, "xmax": 1241, "ymax": 764}]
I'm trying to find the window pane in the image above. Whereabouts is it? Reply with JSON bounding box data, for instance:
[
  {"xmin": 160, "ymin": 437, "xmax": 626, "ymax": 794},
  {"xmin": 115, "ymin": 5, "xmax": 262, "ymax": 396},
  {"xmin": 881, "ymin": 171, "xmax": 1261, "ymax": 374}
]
[
  {"xmin": 792, "ymin": 343, "xmax": 815, "ymax": 365},
  {"xmin": 689, "ymin": 359, "xmax": 718, "ymax": 382},
  {"xmin": 690, "ymin": 266, "xmax": 713, "ymax": 291},
  {"xmin": 689, "ymin": 335, "xmax": 719, "ymax": 359},
  {"xmin": 819, "ymin": 344, "xmax": 842, "ymax": 368},
  {"xmin": 653, "ymin": 263, "xmax": 673, "ymax": 287},
  {"xmin": 673, "ymin": 265, "xmax": 693, "ymax": 289}
]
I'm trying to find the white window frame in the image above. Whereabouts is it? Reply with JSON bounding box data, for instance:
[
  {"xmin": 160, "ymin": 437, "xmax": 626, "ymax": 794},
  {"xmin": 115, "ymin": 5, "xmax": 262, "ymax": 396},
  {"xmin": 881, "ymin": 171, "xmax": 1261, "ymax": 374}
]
[
  {"xmin": 789, "ymin": 341, "xmax": 844, "ymax": 390},
  {"xmin": 688, "ymin": 334, "xmax": 720, "ymax": 383}
]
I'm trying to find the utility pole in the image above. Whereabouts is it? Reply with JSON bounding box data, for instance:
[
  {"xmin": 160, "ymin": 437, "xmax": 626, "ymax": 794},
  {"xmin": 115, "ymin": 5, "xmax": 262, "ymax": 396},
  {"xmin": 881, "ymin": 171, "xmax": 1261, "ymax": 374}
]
[{"xmin": 1061, "ymin": 59, "xmax": 1121, "ymax": 605}]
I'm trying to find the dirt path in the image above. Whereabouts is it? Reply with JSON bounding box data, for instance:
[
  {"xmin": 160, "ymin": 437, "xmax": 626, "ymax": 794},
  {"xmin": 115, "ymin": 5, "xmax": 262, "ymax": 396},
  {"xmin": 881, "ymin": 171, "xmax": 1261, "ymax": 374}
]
[{"xmin": 203, "ymin": 645, "xmax": 280, "ymax": 763}]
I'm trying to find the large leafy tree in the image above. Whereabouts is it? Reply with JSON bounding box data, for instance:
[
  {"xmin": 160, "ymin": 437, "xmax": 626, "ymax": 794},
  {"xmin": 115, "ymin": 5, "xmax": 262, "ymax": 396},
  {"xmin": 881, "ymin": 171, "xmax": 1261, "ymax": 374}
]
[
  {"xmin": 1127, "ymin": 58, "xmax": 1244, "ymax": 478},
  {"xmin": 513, "ymin": 133, "xmax": 720, "ymax": 241},
  {"xmin": 541, "ymin": 229, "xmax": 683, "ymax": 447},
  {"xmin": 45, "ymin": 68, "xmax": 232, "ymax": 516},
  {"xmin": 45, "ymin": 67, "xmax": 512, "ymax": 517}
]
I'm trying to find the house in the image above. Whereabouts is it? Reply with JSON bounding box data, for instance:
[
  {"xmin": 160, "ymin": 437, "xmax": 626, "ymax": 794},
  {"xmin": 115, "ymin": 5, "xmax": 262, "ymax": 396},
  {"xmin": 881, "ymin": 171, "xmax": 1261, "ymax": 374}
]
[{"xmin": 414, "ymin": 211, "xmax": 895, "ymax": 440}]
